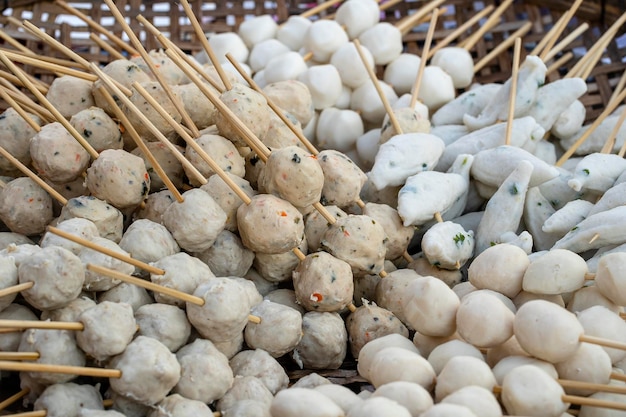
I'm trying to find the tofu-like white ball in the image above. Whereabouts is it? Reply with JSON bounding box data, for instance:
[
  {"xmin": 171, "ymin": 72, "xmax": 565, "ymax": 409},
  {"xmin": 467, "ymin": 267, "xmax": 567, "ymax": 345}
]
[
  {"xmin": 303, "ymin": 20, "xmax": 349, "ymax": 63},
  {"xmin": 468, "ymin": 243, "xmax": 530, "ymax": 298},
  {"xmin": 270, "ymin": 388, "xmax": 344, "ymax": 417},
  {"xmin": 298, "ymin": 65, "xmax": 343, "ymax": 110},
  {"xmin": 435, "ymin": 355, "xmax": 496, "ymax": 401},
  {"xmin": 357, "ymin": 333, "xmax": 419, "ymax": 381},
  {"xmin": 431, "ymin": 47, "xmax": 474, "ymax": 89},
  {"xmin": 384, "ymin": 53, "xmax": 421, "ymax": 96},
  {"xmin": 523, "ymin": 249, "xmax": 587, "ymax": 294},
  {"xmin": 351, "ymin": 79, "xmax": 398, "ymax": 124},
  {"xmin": 316, "ymin": 108, "xmax": 364, "ymax": 152},
  {"xmin": 238, "ymin": 14, "xmax": 277, "ymax": 48},
  {"xmin": 501, "ymin": 365, "xmax": 568, "ymax": 417},
  {"xmin": 414, "ymin": 66, "xmax": 456, "ymax": 111},
  {"xmin": 358, "ymin": 23, "xmax": 403, "ymax": 65},
  {"xmin": 427, "ymin": 339, "xmax": 484, "ymax": 374},
  {"xmin": 264, "ymin": 51, "xmax": 309, "ymax": 84},
  {"xmin": 595, "ymin": 252, "xmax": 626, "ymax": 306},
  {"xmin": 369, "ymin": 346, "xmax": 436, "ymax": 390},
  {"xmin": 404, "ymin": 276, "xmax": 460, "ymax": 337},
  {"xmin": 207, "ymin": 32, "xmax": 249, "ymax": 63},
  {"xmin": 249, "ymin": 39, "xmax": 290, "ymax": 72},
  {"xmin": 335, "ymin": 0, "xmax": 380, "ymax": 39},
  {"xmin": 330, "ymin": 42, "xmax": 375, "ymax": 89},
  {"xmin": 276, "ymin": 15, "xmax": 312, "ymax": 51}
]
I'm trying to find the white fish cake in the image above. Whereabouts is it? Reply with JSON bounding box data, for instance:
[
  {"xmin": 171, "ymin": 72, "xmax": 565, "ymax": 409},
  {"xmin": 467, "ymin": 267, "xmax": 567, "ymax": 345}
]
[
  {"xmin": 245, "ymin": 300, "xmax": 303, "ymax": 358},
  {"xmin": 35, "ymin": 383, "xmax": 103, "ymax": 417},
  {"xmin": 86, "ymin": 149, "xmax": 150, "ymax": 209},
  {"xmin": 80, "ymin": 237, "xmax": 134, "ymax": 292},
  {"xmin": 58, "ymin": 196, "xmax": 124, "ymax": 242},
  {"xmin": 0, "ymin": 107, "xmax": 41, "ymax": 173},
  {"xmin": 135, "ymin": 303, "xmax": 191, "ymax": 352},
  {"xmin": 293, "ymin": 251, "xmax": 353, "ymax": 312},
  {"xmin": 184, "ymin": 133, "xmax": 244, "ymax": 187},
  {"xmin": 435, "ymin": 355, "xmax": 496, "ymax": 401},
  {"xmin": 456, "ymin": 290, "xmax": 515, "ymax": 348},
  {"xmin": 70, "ymin": 107, "xmax": 122, "ymax": 153},
  {"xmin": 108, "ymin": 336, "xmax": 181, "ymax": 405},
  {"xmin": 46, "ymin": 75, "xmax": 95, "ymax": 118},
  {"xmin": 422, "ymin": 221, "xmax": 474, "ymax": 270},
  {"xmin": 369, "ymin": 346, "xmax": 436, "ymax": 390},
  {"xmin": 230, "ymin": 349, "xmax": 289, "ymax": 395},
  {"xmin": 501, "ymin": 365, "xmax": 567, "ymax": 417},
  {"xmin": 404, "ymin": 276, "xmax": 460, "ymax": 337}
]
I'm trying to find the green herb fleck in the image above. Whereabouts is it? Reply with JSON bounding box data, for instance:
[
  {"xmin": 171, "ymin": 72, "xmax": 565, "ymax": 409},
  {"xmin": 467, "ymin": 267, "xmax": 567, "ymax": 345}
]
[
  {"xmin": 583, "ymin": 168, "xmax": 590, "ymax": 175},
  {"xmin": 453, "ymin": 233, "xmax": 465, "ymax": 245},
  {"xmin": 509, "ymin": 184, "xmax": 519, "ymax": 195}
]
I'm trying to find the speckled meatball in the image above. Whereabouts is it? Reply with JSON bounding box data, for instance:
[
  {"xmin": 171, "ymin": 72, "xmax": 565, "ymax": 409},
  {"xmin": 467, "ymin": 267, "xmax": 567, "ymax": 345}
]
[
  {"xmin": 30, "ymin": 122, "xmax": 91, "ymax": 183},
  {"xmin": 119, "ymin": 219, "xmax": 179, "ymax": 273},
  {"xmin": 304, "ymin": 205, "xmax": 347, "ymax": 252},
  {"xmin": 187, "ymin": 278, "xmax": 253, "ymax": 342},
  {"xmin": 0, "ymin": 178, "xmax": 53, "ymax": 236},
  {"xmin": 131, "ymin": 142, "xmax": 184, "ymax": 193},
  {"xmin": 150, "ymin": 252, "xmax": 214, "ymax": 307},
  {"xmin": 18, "ymin": 246, "xmax": 84, "ymax": 311},
  {"xmin": 58, "ymin": 196, "xmax": 124, "ymax": 242},
  {"xmin": 135, "ymin": 303, "xmax": 191, "ymax": 352},
  {"xmin": 293, "ymin": 311, "xmax": 347, "ymax": 369},
  {"xmin": 263, "ymin": 80, "xmax": 314, "ymax": 126},
  {"xmin": 123, "ymin": 81, "xmax": 182, "ymax": 142},
  {"xmin": 98, "ymin": 282, "xmax": 153, "ymax": 312},
  {"xmin": 0, "ymin": 304, "xmax": 38, "ymax": 351},
  {"xmin": 244, "ymin": 300, "xmax": 303, "ymax": 357},
  {"xmin": 86, "ymin": 149, "xmax": 150, "ymax": 209},
  {"xmin": 162, "ymin": 188, "xmax": 227, "ymax": 252},
  {"xmin": 132, "ymin": 189, "xmax": 175, "ymax": 224},
  {"xmin": 149, "ymin": 394, "xmax": 214, "ymax": 417},
  {"xmin": 380, "ymin": 107, "xmax": 431, "ymax": 144},
  {"xmin": 215, "ymin": 83, "xmax": 271, "ymax": 148},
  {"xmin": 79, "ymin": 236, "xmax": 135, "ymax": 291},
  {"xmin": 107, "ymin": 337, "xmax": 180, "ymax": 405},
  {"xmin": 184, "ymin": 133, "xmax": 245, "ymax": 187},
  {"xmin": 217, "ymin": 376, "xmax": 274, "ymax": 413},
  {"xmin": 293, "ymin": 251, "xmax": 354, "ymax": 312},
  {"xmin": 172, "ymin": 82, "xmax": 217, "ymax": 130},
  {"xmin": 46, "ymin": 75, "xmax": 95, "ymax": 118},
  {"xmin": 194, "ymin": 230, "xmax": 254, "ymax": 277},
  {"xmin": 76, "ymin": 301, "xmax": 136, "ymax": 362},
  {"xmin": 320, "ymin": 214, "xmax": 387, "ymax": 275},
  {"xmin": 70, "ymin": 107, "xmax": 123, "ymax": 153},
  {"xmin": 92, "ymin": 60, "xmax": 152, "ymax": 115},
  {"xmin": 201, "ymin": 172, "xmax": 257, "ymax": 232},
  {"xmin": 260, "ymin": 146, "xmax": 324, "ymax": 208},
  {"xmin": 19, "ymin": 328, "xmax": 86, "ymax": 385},
  {"xmin": 317, "ymin": 150, "xmax": 367, "ymax": 208},
  {"xmin": 346, "ymin": 300, "xmax": 409, "ymax": 358},
  {"xmin": 363, "ymin": 202, "xmax": 414, "ymax": 260},
  {"xmin": 41, "ymin": 218, "xmax": 99, "ymax": 256},
  {"xmin": 0, "ymin": 107, "xmax": 41, "ymax": 173},
  {"xmin": 237, "ymin": 194, "xmax": 304, "ymax": 254},
  {"xmin": 229, "ymin": 349, "xmax": 289, "ymax": 394},
  {"xmin": 261, "ymin": 110, "xmax": 304, "ymax": 150},
  {"xmin": 254, "ymin": 237, "xmax": 307, "ymax": 283},
  {"xmin": 34, "ymin": 383, "xmax": 103, "ymax": 417},
  {"xmin": 40, "ymin": 296, "xmax": 96, "ymax": 323},
  {"xmin": 131, "ymin": 49, "xmax": 189, "ymax": 85},
  {"xmin": 175, "ymin": 338, "xmax": 234, "ymax": 403}
]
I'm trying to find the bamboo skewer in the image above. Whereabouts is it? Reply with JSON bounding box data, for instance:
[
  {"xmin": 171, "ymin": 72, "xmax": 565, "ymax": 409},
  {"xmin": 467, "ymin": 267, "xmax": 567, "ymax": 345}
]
[
  {"xmin": 505, "ymin": 38, "xmax": 522, "ymax": 146},
  {"xmin": 530, "ymin": 12, "xmax": 569, "ymax": 56},
  {"xmin": 46, "ymin": 225, "xmax": 166, "ymax": 275},
  {"xmin": 96, "ymin": 86, "xmax": 184, "ymax": 203},
  {"xmin": 102, "ymin": 0, "xmax": 200, "ymax": 139},
  {"xmin": 600, "ymin": 104, "xmax": 626, "ymax": 154},
  {"xmin": 0, "ymin": 51, "xmax": 99, "ymax": 160},
  {"xmin": 0, "ymin": 388, "xmax": 30, "ymax": 411},
  {"xmin": 0, "ymin": 361, "xmax": 121, "ymax": 379},
  {"xmin": 538, "ymin": 0, "xmax": 584, "ymax": 61},
  {"xmin": 542, "ymin": 23, "xmax": 589, "ymax": 63},
  {"xmin": 609, "ymin": 69, "xmax": 626, "ymax": 108},
  {"xmin": 0, "ymin": 49, "xmax": 98, "ymax": 82},
  {"xmin": 459, "ymin": 0, "xmax": 514, "ymax": 51},
  {"xmin": 410, "ymin": 9, "xmax": 439, "ymax": 109},
  {"xmin": 0, "ymin": 46, "xmax": 86, "ymax": 68},
  {"xmin": 0, "ymin": 29, "xmax": 32, "ymax": 54},
  {"xmin": 299, "ymin": 0, "xmax": 346, "ymax": 19},
  {"xmin": 89, "ymin": 33, "xmax": 126, "ymax": 61},
  {"xmin": 0, "ymin": 69, "xmax": 48, "ymax": 95},
  {"xmin": 178, "ymin": 0, "xmax": 232, "ymax": 92},
  {"xmin": 0, "ymin": 282, "xmax": 34, "ymax": 299},
  {"xmin": 395, "ymin": 0, "xmax": 445, "ymax": 35},
  {"xmin": 427, "ymin": 5, "xmax": 495, "ymax": 59},
  {"xmin": 0, "ymin": 86, "xmax": 41, "ymax": 132},
  {"xmin": 473, "ymin": 22, "xmax": 533, "ymax": 73},
  {"xmin": 0, "ymin": 320, "xmax": 84, "ymax": 331},
  {"xmin": 54, "ymin": 0, "xmax": 139, "ymax": 56},
  {"xmin": 546, "ymin": 52, "xmax": 574, "ymax": 76},
  {"xmin": 0, "ymin": 80, "xmax": 54, "ymax": 123}
]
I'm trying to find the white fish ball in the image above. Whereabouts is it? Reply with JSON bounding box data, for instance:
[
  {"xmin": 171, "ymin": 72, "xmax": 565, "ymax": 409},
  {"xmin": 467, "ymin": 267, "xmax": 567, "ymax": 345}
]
[
  {"xmin": 358, "ymin": 23, "xmax": 403, "ymax": 65},
  {"xmin": 427, "ymin": 340, "xmax": 484, "ymax": 374},
  {"xmin": 595, "ymin": 252, "xmax": 626, "ymax": 306},
  {"xmin": 384, "ymin": 53, "xmax": 421, "ymax": 96},
  {"xmin": 369, "ymin": 346, "xmax": 436, "ymax": 390},
  {"xmin": 264, "ymin": 52, "xmax": 308, "ymax": 84},
  {"xmin": 501, "ymin": 365, "xmax": 568, "ymax": 417},
  {"xmin": 238, "ymin": 14, "xmax": 277, "ymax": 48},
  {"xmin": 435, "ymin": 355, "xmax": 496, "ymax": 402},
  {"xmin": 351, "ymin": 80, "xmax": 398, "ymax": 124},
  {"xmin": 431, "ymin": 47, "xmax": 474, "ymax": 89},
  {"xmin": 276, "ymin": 15, "xmax": 312, "ymax": 51},
  {"xmin": 330, "ymin": 42, "xmax": 375, "ymax": 89},
  {"xmin": 249, "ymin": 39, "xmax": 290, "ymax": 72},
  {"xmin": 356, "ymin": 128, "xmax": 381, "ymax": 170},
  {"xmin": 335, "ymin": 0, "xmax": 380, "ymax": 39},
  {"xmin": 404, "ymin": 276, "xmax": 460, "ymax": 337},
  {"xmin": 347, "ymin": 397, "xmax": 412, "ymax": 417},
  {"xmin": 303, "ymin": 20, "xmax": 349, "ymax": 63},
  {"xmin": 316, "ymin": 108, "xmax": 363, "ymax": 152},
  {"xmin": 414, "ymin": 66, "xmax": 456, "ymax": 111},
  {"xmin": 456, "ymin": 290, "xmax": 515, "ymax": 348},
  {"xmin": 208, "ymin": 32, "xmax": 248, "ymax": 63},
  {"xmin": 298, "ymin": 65, "xmax": 343, "ymax": 110},
  {"xmin": 523, "ymin": 249, "xmax": 587, "ymax": 295}
]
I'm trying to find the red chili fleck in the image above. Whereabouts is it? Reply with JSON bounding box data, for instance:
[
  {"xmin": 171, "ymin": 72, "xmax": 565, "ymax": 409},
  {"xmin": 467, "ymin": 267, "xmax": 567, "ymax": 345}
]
[
  {"xmin": 144, "ymin": 173, "xmax": 149, "ymax": 181},
  {"xmin": 278, "ymin": 211, "xmax": 288, "ymax": 217},
  {"xmin": 310, "ymin": 154, "xmax": 317, "ymax": 159},
  {"xmin": 281, "ymin": 173, "xmax": 288, "ymax": 180},
  {"xmin": 311, "ymin": 292, "xmax": 323, "ymax": 302},
  {"xmin": 343, "ymin": 229, "xmax": 350, "ymax": 237},
  {"xmin": 75, "ymin": 153, "xmax": 81, "ymax": 162},
  {"xmin": 27, "ymin": 198, "xmax": 33, "ymax": 203}
]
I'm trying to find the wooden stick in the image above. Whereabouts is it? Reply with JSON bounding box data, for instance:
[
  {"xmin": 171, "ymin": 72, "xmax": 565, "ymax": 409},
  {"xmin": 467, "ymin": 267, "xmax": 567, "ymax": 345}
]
[
  {"xmin": 54, "ymin": 0, "xmax": 139, "ymax": 56},
  {"xmin": 410, "ymin": 9, "xmax": 440, "ymax": 109},
  {"xmin": 0, "ymin": 49, "xmax": 98, "ymax": 81},
  {"xmin": 300, "ymin": 0, "xmax": 345, "ymax": 19},
  {"xmin": 0, "ymin": 69, "xmax": 48, "ymax": 95},
  {"xmin": 562, "ymin": 394, "xmax": 626, "ymax": 411},
  {"xmin": 0, "ymin": 77, "xmax": 52, "ymax": 116},
  {"xmin": 89, "ymin": 33, "xmax": 126, "ymax": 61},
  {"xmin": 461, "ymin": 0, "xmax": 514, "ymax": 51},
  {"xmin": 102, "ymin": 0, "xmax": 200, "ymax": 139},
  {"xmin": 0, "ymin": 87, "xmax": 40, "ymax": 132},
  {"xmin": 0, "ymin": 360, "xmax": 121, "ymax": 378},
  {"xmin": 395, "ymin": 0, "xmax": 445, "ymax": 35},
  {"xmin": 353, "ymin": 39, "xmax": 403, "ymax": 135},
  {"xmin": 505, "ymin": 38, "xmax": 522, "ymax": 146},
  {"xmin": 0, "ymin": 388, "xmax": 30, "ymax": 411},
  {"xmin": 0, "ymin": 352, "xmax": 40, "ymax": 361},
  {"xmin": 580, "ymin": 334, "xmax": 626, "ymax": 351},
  {"xmin": 0, "ymin": 320, "xmax": 83, "ymax": 331},
  {"xmin": 97, "ymin": 87, "xmax": 185, "ymax": 203},
  {"xmin": 546, "ymin": 52, "xmax": 574, "ymax": 76},
  {"xmin": 601, "ymin": 104, "xmax": 626, "ymax": 154},
  {"xmin": 0, "ymin": 52, "xmax": 99, "ymax": 160},
  {"xmin": 0, "ymin": 145, "xmax": 68, "ymax": 205},
  {"xmin": 474, "ymin": 22, "xmax": 532, "ymax": 73},
  {"xmin": 136, "ymin": 15, "xmax": 225, "ymax": 93},
  {"xmin": 0, "ymin": 45, "xmax": 88, "ymax": 68},
  {"xmin": 0, "ymin": 29, "xmax": 32, "ymax": 54},
  {"xmin": 543, "ymin": 23, "xmax": 589, "ymax": 63},
  {"xmin": 0, "ymin": 282, "xmax": 33, "ymax": 299},
  {"xmin": 378, "ymin": 0, "xmax": 403, "ymax": 12},
  {"xmin": 557, "ymin": 87, "xmax": 626, "ymax": 165},
  {"xmin": 428, "ymin": 5, "xmax": 495, "ymax": 59},
  {"xmin": 530, "ymin": 12, "xmax": 569, "ymax": 56},
  {"xmin": 611, "ymin": 371, "xmax": 626, "ymax": 382},
  {"xmin": 87, "ymin": 263, "xmax": 204, "ymax": 305},
  {"xmin": 178, "ymin": 0, "xmax": 232, "ymax": 91},
  {"xmin": 539, "ymin": 0, "xmax": 584, "ymax": 61},
  {"xmin": 5, "ymin": 411, "xmax": 45, "ymax": 417},
  {"xmin": 46, "ymin": 225, "xmax": 167, "ymax": 275},
  {"xmin": 89, "ymin": 64, "xmax": 206, "ymax": 185},
  {"xmin": 609, "ymin": 69, "xmax": 626, "ymax": 108},
  {"xmin": 558, "ymin": 379, "xmax": 626, "ymax": 395}
]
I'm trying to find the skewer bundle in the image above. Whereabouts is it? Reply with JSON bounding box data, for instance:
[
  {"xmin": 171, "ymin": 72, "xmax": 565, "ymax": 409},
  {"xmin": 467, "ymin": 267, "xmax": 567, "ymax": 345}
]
[{"xmin": 0, "ymin": 0, "xmax": 624, "ymax": 416}]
